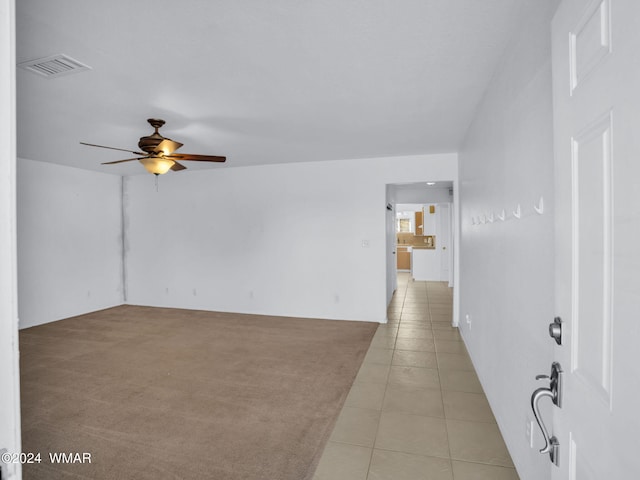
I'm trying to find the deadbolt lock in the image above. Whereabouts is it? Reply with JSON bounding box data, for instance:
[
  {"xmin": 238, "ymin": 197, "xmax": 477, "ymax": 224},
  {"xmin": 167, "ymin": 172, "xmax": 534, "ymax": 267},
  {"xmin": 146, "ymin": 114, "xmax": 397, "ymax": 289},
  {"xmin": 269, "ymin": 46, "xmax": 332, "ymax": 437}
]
[{"xmin": 549, "ymin": 317, "xmax": 562, "ymax": 345}]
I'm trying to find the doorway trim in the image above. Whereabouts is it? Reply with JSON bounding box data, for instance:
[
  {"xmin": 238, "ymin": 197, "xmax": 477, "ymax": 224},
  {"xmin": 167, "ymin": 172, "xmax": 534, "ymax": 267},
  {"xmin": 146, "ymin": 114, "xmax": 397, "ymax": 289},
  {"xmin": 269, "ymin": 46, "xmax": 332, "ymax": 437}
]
[{"xmin": 0, "ymin": 0, "xmax": 23, "ymax": 478}]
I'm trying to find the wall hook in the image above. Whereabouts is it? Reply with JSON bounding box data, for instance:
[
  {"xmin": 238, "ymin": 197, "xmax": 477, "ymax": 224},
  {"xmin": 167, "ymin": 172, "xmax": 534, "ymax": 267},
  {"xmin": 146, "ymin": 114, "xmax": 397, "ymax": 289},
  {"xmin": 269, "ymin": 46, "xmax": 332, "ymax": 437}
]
[
  {"xmin": 534, "ymin": 197, "xmax": 544, "ymax": 215},
  {"xmin": 513, "ymin": 204, "xmax": 521, "ymax": 219},
  {"xmin": 497, "ymin": 209, "xmax": 506, "ymax": 221}
]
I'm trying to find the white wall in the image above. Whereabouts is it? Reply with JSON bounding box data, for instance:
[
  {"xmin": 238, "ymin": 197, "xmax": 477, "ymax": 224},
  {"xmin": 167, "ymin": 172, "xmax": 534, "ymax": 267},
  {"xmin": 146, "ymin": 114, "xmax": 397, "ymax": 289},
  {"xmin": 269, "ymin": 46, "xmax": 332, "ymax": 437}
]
[
  {"xmin": 396, "ymin": 203, "xmax": 424, "ymax": 213},
  {"xmin": 125, "ymin": 153, "xmax": 457, "ymax": 323},
  {"xmin": 458, "ymin": 1, "xmax": 558, "ymax": 479},
  {"xmin": 17, "ymin": 158, "xmax": 124, "ymax": 328},
  {"xmin": 395, "ymin": 185, "xmax": 452, "ymax": 204}
]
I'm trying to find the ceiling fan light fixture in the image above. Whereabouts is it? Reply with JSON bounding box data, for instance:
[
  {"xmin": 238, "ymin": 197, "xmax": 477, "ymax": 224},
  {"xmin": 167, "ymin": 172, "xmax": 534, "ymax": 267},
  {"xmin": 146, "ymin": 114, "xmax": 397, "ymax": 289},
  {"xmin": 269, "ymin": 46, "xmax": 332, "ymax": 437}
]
[
  {"xmin": 140, "ymin": 157, "xmax": 175, "ymax": 175},
  {"xmin": 81, "ymin": 118, "xmax": 226, "ymax": 174}
]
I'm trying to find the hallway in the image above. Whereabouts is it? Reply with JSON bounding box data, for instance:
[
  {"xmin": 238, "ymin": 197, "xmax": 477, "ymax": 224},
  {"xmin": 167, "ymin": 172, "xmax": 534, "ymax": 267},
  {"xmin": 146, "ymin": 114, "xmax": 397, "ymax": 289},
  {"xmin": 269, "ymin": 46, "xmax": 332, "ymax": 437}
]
[{"xmin": 314, "ymin": 273, "xmax": 518, "ymax": 480}]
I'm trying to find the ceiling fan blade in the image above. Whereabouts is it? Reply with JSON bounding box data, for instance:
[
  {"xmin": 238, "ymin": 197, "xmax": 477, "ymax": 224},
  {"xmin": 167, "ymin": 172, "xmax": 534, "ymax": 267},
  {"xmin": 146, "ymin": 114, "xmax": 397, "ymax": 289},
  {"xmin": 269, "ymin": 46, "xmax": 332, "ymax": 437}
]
[
  {"xmin": 154, "ymin": 138, "xmax": 183, "ymax": 155},
  {"xmin": 170, "ymin": 161, "xmax": 187, "ymax": 171},
  {"xmin": 167, "ymin": 153, "xmax": 226, "ymax": 162},
  {"xmin": 101, "ymin": 157, "xmax": 144, "ymax": 165},
  {"xmin": 80, "ymin": 142, "xmax": 146, "ymax": 156}
]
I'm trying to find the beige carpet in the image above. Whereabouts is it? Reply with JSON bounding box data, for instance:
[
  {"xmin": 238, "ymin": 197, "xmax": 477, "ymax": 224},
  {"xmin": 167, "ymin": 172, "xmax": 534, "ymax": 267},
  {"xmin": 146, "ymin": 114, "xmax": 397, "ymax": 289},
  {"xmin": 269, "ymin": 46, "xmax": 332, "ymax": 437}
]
[{"xmin": 20, "ymin": 305, "xmax": 377, "ymax": 480}]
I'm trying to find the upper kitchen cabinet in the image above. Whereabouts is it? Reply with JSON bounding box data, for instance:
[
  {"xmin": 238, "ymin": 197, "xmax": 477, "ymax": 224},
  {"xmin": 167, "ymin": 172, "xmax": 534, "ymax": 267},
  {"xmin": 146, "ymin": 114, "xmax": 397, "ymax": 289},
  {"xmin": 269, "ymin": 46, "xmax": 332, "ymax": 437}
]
[
  {"xmin": 422, "ymin": 205, "xmax": 437, "ymax": 236},
  {"xmin": 413, "ymin": 205, "xmax": 437, "ymax": 237},
  {"xmin": 415, "ymin": 210, "xmax": 424, "ymax": 236}
]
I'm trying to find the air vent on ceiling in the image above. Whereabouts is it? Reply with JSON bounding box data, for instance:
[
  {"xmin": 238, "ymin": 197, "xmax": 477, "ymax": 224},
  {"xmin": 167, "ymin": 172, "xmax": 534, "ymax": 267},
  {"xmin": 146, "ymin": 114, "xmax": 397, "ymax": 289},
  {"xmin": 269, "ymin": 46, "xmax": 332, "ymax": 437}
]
[{"xmin": 18, "ymin": 54, "xmax": 91, "ymax": 78}]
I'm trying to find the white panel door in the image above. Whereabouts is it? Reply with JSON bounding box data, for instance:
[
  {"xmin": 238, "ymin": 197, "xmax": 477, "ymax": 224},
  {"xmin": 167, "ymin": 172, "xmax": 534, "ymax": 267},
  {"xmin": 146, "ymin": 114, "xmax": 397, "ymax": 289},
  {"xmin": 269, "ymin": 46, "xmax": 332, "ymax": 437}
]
[
  {"xmin": 551, "ymin": 0, "xmax": 640, "ymax": 478},
  {"xmin": 386, "ymin": 197, "xmax": 397, "ymax": 306},
  {"xmin": 437, "ymin": 203, "xmax": 451, "ymax": 282}
]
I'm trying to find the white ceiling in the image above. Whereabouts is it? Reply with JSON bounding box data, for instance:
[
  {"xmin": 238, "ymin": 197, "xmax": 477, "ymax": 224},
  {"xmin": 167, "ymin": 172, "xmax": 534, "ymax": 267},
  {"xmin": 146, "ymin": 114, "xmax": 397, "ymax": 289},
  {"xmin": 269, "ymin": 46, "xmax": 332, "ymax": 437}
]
[{"xmin": 16, "ymin": 0, "xmax": 539, "ymax": 176}]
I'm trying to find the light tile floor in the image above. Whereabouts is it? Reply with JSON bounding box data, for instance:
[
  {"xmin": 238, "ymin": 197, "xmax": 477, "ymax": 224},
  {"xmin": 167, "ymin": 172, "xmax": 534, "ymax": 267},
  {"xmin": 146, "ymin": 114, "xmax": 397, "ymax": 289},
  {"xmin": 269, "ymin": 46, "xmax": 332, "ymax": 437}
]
[{"xmin": 314, "ymin": 273, "xmax": 519, "ymax": 480}]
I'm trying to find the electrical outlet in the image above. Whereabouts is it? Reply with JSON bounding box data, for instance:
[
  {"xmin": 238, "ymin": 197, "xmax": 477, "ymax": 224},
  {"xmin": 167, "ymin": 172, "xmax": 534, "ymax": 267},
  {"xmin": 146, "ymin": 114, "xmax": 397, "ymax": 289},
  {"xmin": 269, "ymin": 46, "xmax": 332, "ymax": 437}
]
[{"xmin": 465, "ymin": 314, "xmax": 472, "ymax": 329}]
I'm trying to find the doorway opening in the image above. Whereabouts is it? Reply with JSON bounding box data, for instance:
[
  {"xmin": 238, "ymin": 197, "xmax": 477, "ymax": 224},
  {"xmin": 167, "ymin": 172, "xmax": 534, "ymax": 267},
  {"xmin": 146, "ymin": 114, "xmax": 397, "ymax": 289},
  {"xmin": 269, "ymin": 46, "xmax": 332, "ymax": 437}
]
[{"xmin": 385, "ymin": 181, "xmax": 459, "ymax": 326}]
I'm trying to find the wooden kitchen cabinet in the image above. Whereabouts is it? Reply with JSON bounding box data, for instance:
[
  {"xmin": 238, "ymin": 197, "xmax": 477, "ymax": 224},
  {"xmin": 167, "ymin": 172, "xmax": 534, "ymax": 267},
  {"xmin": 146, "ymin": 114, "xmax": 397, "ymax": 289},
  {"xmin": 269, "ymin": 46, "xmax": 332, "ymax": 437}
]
[
  {"xmin": 415, "ymin": 210, "xmax": 424, "ymax": 236},
  {"xmin": 397, "ymin": 247, "xmax": 411, "ymax": 270}
]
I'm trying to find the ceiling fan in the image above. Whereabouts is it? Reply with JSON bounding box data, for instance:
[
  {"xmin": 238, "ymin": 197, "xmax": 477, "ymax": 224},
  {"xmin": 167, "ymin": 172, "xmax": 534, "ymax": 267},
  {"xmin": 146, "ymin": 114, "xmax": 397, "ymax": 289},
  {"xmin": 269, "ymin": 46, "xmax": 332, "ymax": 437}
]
[{"xmin": 80, "ymin": 118, "xmax": 226, "ymax": 175}]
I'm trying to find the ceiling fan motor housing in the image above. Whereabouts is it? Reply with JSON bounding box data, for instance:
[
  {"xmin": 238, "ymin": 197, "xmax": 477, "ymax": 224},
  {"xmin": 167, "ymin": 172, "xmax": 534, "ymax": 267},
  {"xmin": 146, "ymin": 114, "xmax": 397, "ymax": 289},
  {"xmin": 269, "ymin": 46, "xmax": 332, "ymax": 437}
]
[{"xmin": 138, "ymin": 118, "xmax": 168, "ymax": 154}]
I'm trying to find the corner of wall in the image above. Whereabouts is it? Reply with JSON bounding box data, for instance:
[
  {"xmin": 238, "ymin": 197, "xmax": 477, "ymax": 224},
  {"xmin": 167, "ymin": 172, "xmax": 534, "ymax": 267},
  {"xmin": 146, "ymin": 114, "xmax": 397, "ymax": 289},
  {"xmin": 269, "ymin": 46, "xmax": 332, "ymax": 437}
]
[{"xmin": 17, "ymin": 159, "xmax": 125, "ymax": 328}]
